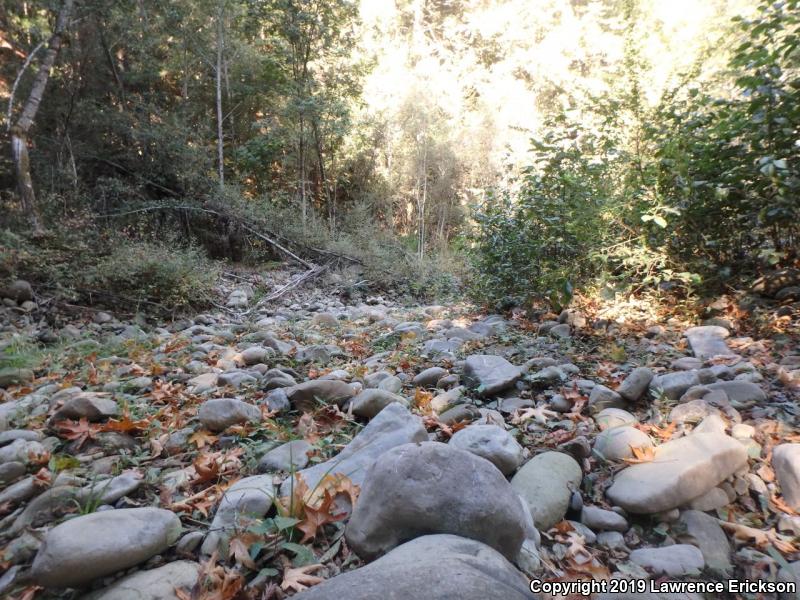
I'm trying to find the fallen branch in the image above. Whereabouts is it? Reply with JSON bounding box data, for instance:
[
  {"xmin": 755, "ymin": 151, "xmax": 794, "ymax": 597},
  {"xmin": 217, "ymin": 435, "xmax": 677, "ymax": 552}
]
[
  {"xmin": 99, "ymin": 204, "xmax": 314, "ymax": 270},
  {"xmin": 238, "ymin": 264, "xmax": 328, "ymax": 316}
]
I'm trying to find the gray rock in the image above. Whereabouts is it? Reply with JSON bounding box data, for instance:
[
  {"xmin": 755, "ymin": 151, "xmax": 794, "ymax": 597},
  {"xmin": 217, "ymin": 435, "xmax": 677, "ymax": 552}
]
[
  {"xmin": 596, "ymin": 531, "xmax": 627, "ymax": 550},
  {"xmin": 778, "ymin": 562, "xmax": 800, "ymax": 599},
  {"xmin": 413, "ymin": 367, "xmax": 447, "ymax": 387},
  {"xmin": 81, "ymin": 560, "xmax": 199, "ymax": 600},
  {"xmin": 651, "ymin": 371, "xmax": 702, "ymax": 400},
  {"xmin": 548, "ymin": 324, "xmax": 572, "ymax": 339},
  {"xmin": 292, "ymin": 534, "xmax": 530, "ymax": 600},
  {"xmin": 617, "ymin": 367, "xmax": 654, "ymax": 402},
  {"xmin": 462, "ymin": 355, "xmax": 521, "ymax": 397},
  {"xmin": 606, "ymin": 433, "xmax": 748, "ymax": 514},
  {"xmin": 217, "ymin": 370, "xmax": 258, "ymax": 388},
  {"xmin": 240, "ymin": 346, "xmax": 274, "ymax": 366},
  {"xmin": 201, "ymin": 475, "xmax": 275, "ymax": 554},
  {"xmin": 704, "ymin": 381, "xmax": 766, "ymax": 408},
  {"xmin": 3, "ymin": 279, "xmax": 33, "ymax": 302},
  {"xmin": 264, "ymin": 388, "xmax": 290, "ymax": 412},
  {"xmin": 581, "ymin": 506, "xmax": 628, "ymax": 532},
  {"xmin": 594, "ymin": 426, "xmax": 653, "ymax": 461},
  {"xmin": 197, "ymin": 398, "xmax": 260, "ymax": 432},
  {"xmin": 684, "ymin": 326, "xmax": 735, "ymax": 360},
  {"xmin": 377, "ymin": 375, "xmax": 403, "ymax": 393},
  {"xmin": 675, "ymin": 510, "xmax": 732, "ymax": 573},
  {"xmin": 449, "ymin": 424, "xmax": 523, "ymax": 475},
  {"xmin": 0, "ymin": 461, "xmax": 26, "ymax": 484},
  {"xmin": 685, "ymin": 486, "xmax": 730, "ymax": 511},
  {"xmin": 296, "ymin": 344, "xmax": 342, "ymax": 363},
  {"xmin": 512, "ymin": 451, "xmax": 582, "ymax": 530},
  {"xmin": 773, "ymin": 444, "xmax": 800, "ymax": 510},
  {"xmin": 0, "ymin": 439, "xmax": 47, "ymax": 465},
  {"xmin": 30, "ymin": 508, "xmax": 182, "ymax": 588},
  {"xmin": 280, "ymin": 403, "xmax": 427, "ymax": 497},
  {"xmin": 285, "ymin": 380, "xmax": 355, "ymax": 412},
  {"xmin": 588, "ymin": 385, "xmax": 625, "ymax": 413},
  {"xmin": 527, "ymin": 366, "xmax": 567, "ymax": 389},
  {"xmin": 346, "ymin": 442, "xmax": 527, "ymax": 561},
  {"xmin": 595, "ymin": 408, "xmax": 637, "ymax": 431},
  {"xmin": 693, "ymin": 415, "xmax": 727, "ymax": 436},
  {"xmin": 258, "ymin": 440, "xmax": 312, "ymax": 472},
  {"xmin": 50, "ymin": 392, "xmax": 119, "ymax": 422},
  {"xmin": 350, "ymin": 389, "xmax": 408, "ymax": 419},
  {"xmin": 0, "ymin": 368, "xmax": 35, "ymax": 388},
  {"xmin": 672, "ymin": 357, "xmax": 704, "ymax": 371},
  {"xmin": 630, "ymin": 545, "xmax": 704, "ymax": 577}
]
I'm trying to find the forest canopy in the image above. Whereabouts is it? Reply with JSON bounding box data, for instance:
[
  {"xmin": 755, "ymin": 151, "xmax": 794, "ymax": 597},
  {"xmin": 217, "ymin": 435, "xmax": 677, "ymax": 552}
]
[{"xmin": 1, "ymin": 0, "xmax": 798, "ymax": 309}]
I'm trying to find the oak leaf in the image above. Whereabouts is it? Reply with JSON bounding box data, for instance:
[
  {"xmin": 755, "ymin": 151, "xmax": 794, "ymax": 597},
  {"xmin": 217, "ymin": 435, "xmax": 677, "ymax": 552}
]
[{"xmin": 281, "ymin": 564, "xmax": 324, "ymax": 593}]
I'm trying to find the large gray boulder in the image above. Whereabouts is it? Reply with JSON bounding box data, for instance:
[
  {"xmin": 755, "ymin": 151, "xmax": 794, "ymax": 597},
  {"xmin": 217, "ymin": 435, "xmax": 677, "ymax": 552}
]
[
  {"xmin": 462, "ymin": 355, "xmax": 521, "ymax": 397},
  {"xmin": 279, "ymin": 403, "xmax": 427, "ymax": 497},
  {"xmin": 285, "ymin": 380, "xmax": 355, "ymax": 412},
  {"xmin": 511, "ymin": 451, "xmax": 583, "ymax": 530},
  {"xmin": 346, "ymin": 442, "xmax": 527, "ymax": 561},
  {"xmin": 606, "ymin": 433, "xmax": 748, "ymax": 514},
  {"xmin": 293, "ymin": 534, "xmax": 531, "ymax": 600},
  {"xmin": 30, "ymin": 508, "xmax": 182, "ymax": 588},
  {"xmin": 81, "ymin": 560, "xmax": 199, "ymax": 600},
  {"xmin": 449, "ymin": 423, "xmax": 523, "ymax": 475}
]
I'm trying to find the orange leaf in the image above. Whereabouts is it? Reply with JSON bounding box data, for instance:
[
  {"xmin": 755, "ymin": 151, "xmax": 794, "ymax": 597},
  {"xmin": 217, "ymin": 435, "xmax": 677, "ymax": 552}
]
[{"xmin": 623, "ymin": 445, "xmax": 656, "ymax": 464}]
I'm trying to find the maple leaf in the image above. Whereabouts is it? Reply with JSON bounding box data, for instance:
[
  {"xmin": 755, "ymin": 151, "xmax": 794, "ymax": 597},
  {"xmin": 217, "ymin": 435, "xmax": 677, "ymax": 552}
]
[
  {"xmin": 513, "ymin": 406, "xmax": 557, "ymax": 426},
  {"xmin": 189, "ymin": 430, "xmax": 218, "ymax": 449},
  {"xmin": 623, "ymin": 445, "xmax": 656, "ymax": 464},
  {"xmin": 297, "ymin": 489, "xmax": 348, "ymax": 543},
  {"xmin": 101, "ymin": 408, "xmax": 151, "ymax": 435},
  {"xmin": 55, "ymin": 418, "xmax": 101, "ymax": 449},
  {"xmin": 281, "ymin": 564, "xmax": 324, "ymax": 593},
  {"xmin": 151, "ymin": 380, "xmax": 183, "ymax": 404}
]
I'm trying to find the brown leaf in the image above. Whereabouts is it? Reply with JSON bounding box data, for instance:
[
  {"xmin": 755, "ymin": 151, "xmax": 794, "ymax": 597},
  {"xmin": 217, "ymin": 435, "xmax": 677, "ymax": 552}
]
[
  {"xmin": 297, "ymin": 490, "xmax": 347, "ymax": 543},
  {"xmin": 55, "ymin": 418, "xmax": 101, "ymax": 449},
  {"xmin": 228, "ymin": 536, "xmax": 256, "ymax": 569},
  {"xmin": 281, "ymin": 564, "xmax": 324, "ymax": 593},
  {"xmin": 189, "ymin": 430, "xmax": 218, "ymax": 449}
]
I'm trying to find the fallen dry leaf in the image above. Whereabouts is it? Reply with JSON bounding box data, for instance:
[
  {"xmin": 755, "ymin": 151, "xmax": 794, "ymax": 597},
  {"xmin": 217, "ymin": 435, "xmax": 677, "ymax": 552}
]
[{"xmin": 281, "ymin": 563, "xmax": 325, "ymax": 593}]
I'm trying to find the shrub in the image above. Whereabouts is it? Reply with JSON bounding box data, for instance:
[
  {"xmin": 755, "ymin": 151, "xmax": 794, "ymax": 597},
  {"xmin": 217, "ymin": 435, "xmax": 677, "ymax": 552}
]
[{"xmin": 89, "ymin": 240, "xmax": 219, "ymax": 310}]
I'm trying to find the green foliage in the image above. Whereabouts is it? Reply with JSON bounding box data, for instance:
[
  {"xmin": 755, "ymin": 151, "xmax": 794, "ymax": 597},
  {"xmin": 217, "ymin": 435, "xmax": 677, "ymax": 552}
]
[
  {"xmin": 89, "ymin": 240, "xmax": 219, "ymax": 310},
  {"xmin": 469, "ymin": 0, "xmax": 799, "ymax": 307}
]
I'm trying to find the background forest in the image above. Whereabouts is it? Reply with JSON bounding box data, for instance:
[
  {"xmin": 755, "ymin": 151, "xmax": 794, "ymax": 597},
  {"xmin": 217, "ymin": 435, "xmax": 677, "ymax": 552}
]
[{"xmin": 1, "ymin": 0, "xmax": 798, "ymax": 310}]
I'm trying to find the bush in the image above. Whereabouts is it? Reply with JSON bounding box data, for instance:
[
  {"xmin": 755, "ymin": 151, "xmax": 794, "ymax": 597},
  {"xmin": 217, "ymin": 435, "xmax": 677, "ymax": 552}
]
[{"xmin": 89, "ymin": 240, "xmax": 219, "ymax": 310}]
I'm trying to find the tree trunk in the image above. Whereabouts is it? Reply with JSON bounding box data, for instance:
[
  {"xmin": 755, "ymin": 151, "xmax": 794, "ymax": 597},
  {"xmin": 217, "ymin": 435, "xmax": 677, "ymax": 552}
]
[
  {"xmin": 9, "ymin": 0, "xmax": 74, "ymax": 234},
  {"xmin": 215, "ymin": 2, "xmax": 225, "ymax": 189}
]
